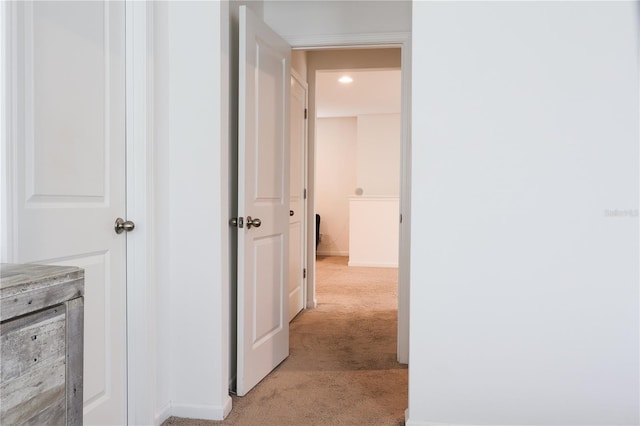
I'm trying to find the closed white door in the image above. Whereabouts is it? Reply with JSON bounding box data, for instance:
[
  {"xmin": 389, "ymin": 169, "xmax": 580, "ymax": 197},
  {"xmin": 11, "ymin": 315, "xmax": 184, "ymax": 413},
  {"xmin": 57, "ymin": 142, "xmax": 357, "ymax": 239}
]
[
  {"xmin": 10, "ymin": 2, "xmax": 127, "ymax": 424},
  {"xmin": 236, "ymin": 5, "xmax": 291, "ymax": 396},
  {"xmin": 288, "ymin": 72, "xmax": 307, "ymax": 321}
]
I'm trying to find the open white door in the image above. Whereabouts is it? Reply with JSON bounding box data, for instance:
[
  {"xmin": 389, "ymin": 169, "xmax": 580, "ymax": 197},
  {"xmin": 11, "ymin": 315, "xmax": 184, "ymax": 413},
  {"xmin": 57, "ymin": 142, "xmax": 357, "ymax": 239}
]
[
  {"xmin": 288, "ymin": 72, "xmax": 307, "ymax": 321},
  {"xmin": 236, "ymin": 5, "xmax": 291, "ymax": 396},
  {"xmin": 9, "ymin": 2, "xmax": 128, "ymax": 424}
]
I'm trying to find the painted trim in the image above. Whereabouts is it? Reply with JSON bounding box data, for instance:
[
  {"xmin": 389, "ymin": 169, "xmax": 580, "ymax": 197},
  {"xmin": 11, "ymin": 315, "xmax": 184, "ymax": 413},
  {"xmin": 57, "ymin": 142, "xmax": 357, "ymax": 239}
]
[
  {"xmin": 223, "ymin": 395, "xmax": 233, "ymax": 418},
  {"xmin": 125, "ymin": 1, "xmax": 154, "ymax": 425},
  {"xmin": 1, "ymin": 0, "xmax": 9, "ymax": 261},
  {"xmin": 317, "ymin": 250, "xmax": 349, "ymax": 257},
  {"xmin": 397, "ymin": 31, "xmax": 412, "ymax": 365},
  {"xmin": 154, "ymin": 403, "xmax": 171, "ymax": 426},
  {"xmin": 405, "ymin": 421, "xmax": 444, "ymax": 426},
  {"xmin": 169, "ymin": 397, "xmax": 233, "ymax": 422},
  {"xmin": 154, "ymin": 398, "xmax": 232, "ymax": 425},
  {"xmin": 404, "ymin": 414, "xmax": 438, "ymax": 426},
  {"xmin": 348, "ymin": 261, "xmax": 398, "ymax": 268},
  {"xmin": 406, "ymin": 421, "xmax": 561, "ymax": 426},
  {"xmin": 218, "ymin": 0, "xmax": 232, "ymax": 415},
  {"xmin": 286, "ymin": 32, "xmax": 411, "ymax": 49},
  {"xmin": 348, "ymin": 196, "xmax": 400, "ymax": 201},
  {"xmin": 289, "ymin": 31, "xmax": 411, "ymax": 366},
  {"xmin": 291, "ymin": 68, "xmax": 309, "ymax": 310},
  {"xmin": 1, "ymin": 1, "xmax": 17, "ymax": 263}
]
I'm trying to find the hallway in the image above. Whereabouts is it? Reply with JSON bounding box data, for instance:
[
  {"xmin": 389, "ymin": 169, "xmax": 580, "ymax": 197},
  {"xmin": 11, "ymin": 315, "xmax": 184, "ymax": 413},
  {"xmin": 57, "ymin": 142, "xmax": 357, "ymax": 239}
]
[{"xmin": 165, "ymin": 256, "xmax": 407, "ymax": 425}]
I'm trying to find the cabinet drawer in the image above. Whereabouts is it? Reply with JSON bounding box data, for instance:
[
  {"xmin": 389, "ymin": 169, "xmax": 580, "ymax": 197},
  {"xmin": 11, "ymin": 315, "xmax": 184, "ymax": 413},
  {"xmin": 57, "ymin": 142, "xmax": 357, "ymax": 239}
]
[{"xmin": 1, "ymin": 305, "xmax": 67, "ymax": 425}]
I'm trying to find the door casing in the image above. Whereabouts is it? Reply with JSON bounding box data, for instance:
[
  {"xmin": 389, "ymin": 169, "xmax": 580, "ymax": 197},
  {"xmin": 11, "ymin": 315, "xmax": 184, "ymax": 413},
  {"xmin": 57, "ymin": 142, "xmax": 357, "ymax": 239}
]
[
  {"xmin": 290, "ymin": 34, "xmax": 412, "ymax": 364},
  {"xmin": 289, "ymin": 68, "xmax": 308, "ymax": 321},
  {"xmin": 124, "ymin": 2, "xmax": 153, "ymax": 424}
]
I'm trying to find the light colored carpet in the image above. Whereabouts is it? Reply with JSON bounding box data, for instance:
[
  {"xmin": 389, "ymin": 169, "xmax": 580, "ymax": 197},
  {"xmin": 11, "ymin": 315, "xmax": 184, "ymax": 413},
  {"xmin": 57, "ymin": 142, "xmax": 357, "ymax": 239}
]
[{"xmin": 164, "ymin": 256, "xmax": 407, "ymax": 426}]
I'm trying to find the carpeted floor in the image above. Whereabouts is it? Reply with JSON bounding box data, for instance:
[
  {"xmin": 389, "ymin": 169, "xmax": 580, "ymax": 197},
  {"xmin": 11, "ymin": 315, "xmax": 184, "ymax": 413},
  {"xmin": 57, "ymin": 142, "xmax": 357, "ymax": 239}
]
[{"xmin": 164, "ymin": 256, "xmax": 407, "ymax": 426}]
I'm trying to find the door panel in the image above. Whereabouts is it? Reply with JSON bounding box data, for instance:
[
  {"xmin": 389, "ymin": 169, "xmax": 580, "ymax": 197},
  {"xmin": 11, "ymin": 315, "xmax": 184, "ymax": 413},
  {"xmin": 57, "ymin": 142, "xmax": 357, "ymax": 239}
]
[
  {"xmin": 254, "ymin": 235, "xmax": 285, "ymax": 343},
  {"xmin": 13, "ymin": 2, "xmax": 127, "ymax": 424},
  {"xmin": 237, "ymin": 5, "xmax": 291, "ymax": 396},
  {"xmin": 288, "ymin": 74, "xmax": 307, "ymax": 321}
]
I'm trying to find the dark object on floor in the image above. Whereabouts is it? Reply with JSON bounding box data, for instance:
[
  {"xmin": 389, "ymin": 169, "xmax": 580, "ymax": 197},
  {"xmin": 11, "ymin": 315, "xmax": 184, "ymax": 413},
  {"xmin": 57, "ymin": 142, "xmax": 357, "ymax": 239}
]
[{"xmin": 315, "ymin": 214, "xmax": 321, "ymax": 249}]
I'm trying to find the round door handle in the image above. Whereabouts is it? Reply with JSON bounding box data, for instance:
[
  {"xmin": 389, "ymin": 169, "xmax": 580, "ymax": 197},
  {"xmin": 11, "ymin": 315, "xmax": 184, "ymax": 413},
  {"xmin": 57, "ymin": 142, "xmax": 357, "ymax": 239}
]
[
  {"xmin": 290, "ymin": 210, "xmax": 294, "ymax": 216},
  {"xmin": 246, "ymin": 216, "xmax": 261, "ymax": 229},
  {"xmin": 115, "ymin": 217, "xmax": 135, "ymax": 234}
]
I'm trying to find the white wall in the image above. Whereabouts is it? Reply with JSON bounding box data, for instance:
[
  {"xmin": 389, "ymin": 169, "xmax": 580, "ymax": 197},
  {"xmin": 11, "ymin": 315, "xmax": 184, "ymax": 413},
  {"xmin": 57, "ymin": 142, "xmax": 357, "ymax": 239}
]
[
  {"xmin": 316, "ymin": 113, "xmax": 400, "ymax": 256},
  {"xmin": 311, "ymin": 52, "xmax": 401, "ymax": 261},
  {"xmin": 356, "ymin": 114, "xmax": 400, "ymax": 196},
  {"xmin": 349, "ymin": 197, "xmax": 399, "ymax": 268},
  {"xmin": 315, "ymin": 117, "xmax": 357, "ymax": 256},
  {"xmin": 153, "ymin": 1, "xmax": 231, "ymax": 422},
  {"xmin": 409, "ymin": 2, "xmax": 639, "ymax": 425},
  {"xmin": 264, "ymin": 0, "xmax": 410, "ymax": 41},
  {"xmin": 291, "ymin": 50, "xmax": 307, "ymax": 81}
]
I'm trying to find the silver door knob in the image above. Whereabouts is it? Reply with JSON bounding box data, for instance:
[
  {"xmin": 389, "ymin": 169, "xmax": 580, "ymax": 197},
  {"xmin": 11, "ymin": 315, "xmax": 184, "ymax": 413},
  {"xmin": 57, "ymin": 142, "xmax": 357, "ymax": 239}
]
[
  {"xmin": 115, "ymin": 217, "xmax": 135, "ymax": 234},
  {"xmin": 246, "ymin": 216, "xmax": 261, "ymax": 229}
]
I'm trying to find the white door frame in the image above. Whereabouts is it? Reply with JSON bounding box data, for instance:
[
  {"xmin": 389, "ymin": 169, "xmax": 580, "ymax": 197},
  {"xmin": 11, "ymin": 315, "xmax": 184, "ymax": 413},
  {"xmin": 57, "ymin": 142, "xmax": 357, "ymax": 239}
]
[
  {"xmin": 290, "ymin": 67, "xmax": 309, "ymax": 319},
  {"xmin": 289, "ymin": 32, "xmax": 411, "ymax": 364},
  {"xmin": 1, "ymin": 0, "xmax": 14, "ymax": 262},
  {"xmin": 125, "ymin": 1, "xmax": 154, "ymax": 425}
]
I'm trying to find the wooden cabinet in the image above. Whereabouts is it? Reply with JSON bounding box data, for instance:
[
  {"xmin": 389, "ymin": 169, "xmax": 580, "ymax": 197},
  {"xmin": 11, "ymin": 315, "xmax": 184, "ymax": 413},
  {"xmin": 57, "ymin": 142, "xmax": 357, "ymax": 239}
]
[{"xmin": 1, "ymin": 264, "xmax": 84, "ymax": 425}]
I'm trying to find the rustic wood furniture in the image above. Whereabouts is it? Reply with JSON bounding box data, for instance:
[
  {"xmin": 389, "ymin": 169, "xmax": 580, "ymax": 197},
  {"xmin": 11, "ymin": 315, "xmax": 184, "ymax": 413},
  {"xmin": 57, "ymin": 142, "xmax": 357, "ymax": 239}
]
[{"xmin": 1, "ymin": 263, "xmax": 84, "ymax": 425}]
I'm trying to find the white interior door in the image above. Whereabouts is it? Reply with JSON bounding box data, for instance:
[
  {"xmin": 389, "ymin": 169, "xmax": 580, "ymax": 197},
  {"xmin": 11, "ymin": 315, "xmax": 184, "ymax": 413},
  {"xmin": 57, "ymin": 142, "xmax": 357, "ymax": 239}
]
[
  {"xmin": 288, "ymin": 72, "xmax": 307, "ymax": 321},
  {"xmin": 236, "ymin": 5, "xmax": 291, "ymax": 396},
  {"xmin": 11, "ymin": 2, "xmax": 127, "ymax": 424}
]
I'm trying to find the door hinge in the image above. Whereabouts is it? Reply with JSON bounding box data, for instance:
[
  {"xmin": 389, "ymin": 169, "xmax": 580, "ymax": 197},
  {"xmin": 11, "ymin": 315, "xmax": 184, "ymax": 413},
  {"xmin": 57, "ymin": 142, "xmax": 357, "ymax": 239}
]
[
  {"xmin": 304, "ymin": 189, "xmax": 307, "ymax": 199},
  {"xmin": 400, "ymin": 214, "xmax": 403, "ymax": 224},
  {"xmin": 303, "ymin": 268, "xmax": 307, "ymax": 279},
  {"xmin": 304, "ymin": 108, "xmax": 308, "ymax": 119}
]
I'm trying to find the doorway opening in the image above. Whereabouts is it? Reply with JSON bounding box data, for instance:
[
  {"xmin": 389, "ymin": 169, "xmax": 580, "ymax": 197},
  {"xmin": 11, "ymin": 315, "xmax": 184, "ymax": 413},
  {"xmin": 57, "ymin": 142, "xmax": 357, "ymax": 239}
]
[
  {"xmin": 312, "ymin": 62, "xmax": 402, "ymax": 363},
  {"xmin": 230, "ymin": 3, "xmax": 411, "ymax": 403},
  {"xmin": 223, "ymin": 45, "xmax": 409, "ymax": 422},
  {"xmin": 293, "ymin": 46, "xmax": 410, "ymax": 365}
]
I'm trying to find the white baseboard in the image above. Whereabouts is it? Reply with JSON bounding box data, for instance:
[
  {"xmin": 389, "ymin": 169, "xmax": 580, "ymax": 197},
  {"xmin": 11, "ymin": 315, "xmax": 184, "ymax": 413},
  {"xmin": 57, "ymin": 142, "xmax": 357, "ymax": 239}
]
[
  {"xmin": 222, "ymin": 395, "xmax": 233, "ymax": 418},
  {"xmin": 405, "ymin": 417, "xmax": 516, "ymax": 426},
  {"xmin": 405, "ymin": 416, "xmax": 448, "ymax": 426},
  {"xmin": 316, "ymin": 250, "xmax": 349, "ymax": 257},
  {"xmin": 159, "ymin": 397, "xmax": 233, "ymax": 422},
  {"xmin": 154, "ymin": 403, "xmax": 172, "ymax": 426},
  {"xmin": 348, "ymin": 260, "xmax": 398, "ymax": 268}
]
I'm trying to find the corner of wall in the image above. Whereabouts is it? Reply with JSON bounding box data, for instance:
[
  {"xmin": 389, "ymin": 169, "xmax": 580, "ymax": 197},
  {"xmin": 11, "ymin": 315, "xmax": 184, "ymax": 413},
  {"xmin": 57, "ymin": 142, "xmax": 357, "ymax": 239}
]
[
  {"xmin": 169, "ymin": 399, "xmax": 232, "ymax": 422},
  {"xmin": 154, "ymin": 403, "xmax": 172, "ymax": 426},
  {"xmin": 153, "ymin": 396, "xmax": 232, "ymax": 425}
]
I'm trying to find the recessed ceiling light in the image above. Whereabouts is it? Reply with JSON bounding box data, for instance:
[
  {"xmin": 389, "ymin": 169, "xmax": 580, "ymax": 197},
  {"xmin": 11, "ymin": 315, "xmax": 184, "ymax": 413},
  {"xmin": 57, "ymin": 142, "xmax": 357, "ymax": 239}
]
[{"xmin": 338, "ymin": 76, "xmax": 353, "ymax": 84}]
